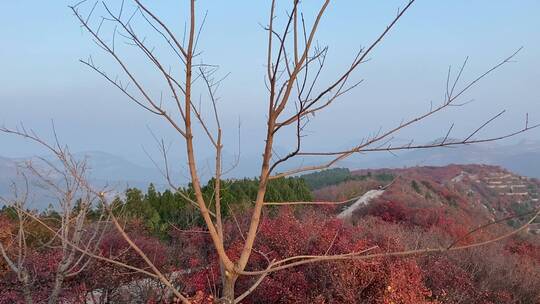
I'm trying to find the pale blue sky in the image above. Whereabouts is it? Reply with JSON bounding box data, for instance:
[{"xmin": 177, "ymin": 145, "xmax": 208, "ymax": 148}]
[{"xmin": 1, "ymin": 1, "xmax": 539, "ymax": 166}]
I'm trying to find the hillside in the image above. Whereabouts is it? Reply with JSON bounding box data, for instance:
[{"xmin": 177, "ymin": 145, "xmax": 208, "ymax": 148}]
[
  {"xmin": 1, "ymin": 164, "xmax": 540, "ymax": 303},
  {"xmin": 347, "ymin": 140, "xmax": 540, "ymax": 179},
  {"xmin": 310, "ymin": 165, "xmax": 540, "ymax": 234}
]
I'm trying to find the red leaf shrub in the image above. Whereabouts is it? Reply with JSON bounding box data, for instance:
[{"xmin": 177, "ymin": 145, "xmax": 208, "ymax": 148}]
[
  {"xmin": 0, "ymin": 249, "xmax": 63, "ymax": 304},
  {"xmin": 185, "ymin": 208, "xmax": 434, "ymax": 303}
]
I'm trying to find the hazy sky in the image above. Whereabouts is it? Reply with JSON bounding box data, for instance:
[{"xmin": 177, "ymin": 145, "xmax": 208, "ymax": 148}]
[{"xmin": 1, "ymin": 1, "xmax": 539, "ymax": 167}]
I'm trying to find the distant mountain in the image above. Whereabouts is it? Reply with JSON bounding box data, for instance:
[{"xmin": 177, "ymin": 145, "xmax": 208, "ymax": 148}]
[
  {"xmin": 0, "ymin": 151, "xmax": 184, "ymax": 210},
  {"xmin": 68, "ymin": 151, "xmax": 178, "ymax": 185},
  {"xmin": 1, "ymin": 139, "xmax": 538, "ymax": 209},
  {"xmin": 347, "ymin": 139, "xmax": 540, "ymax": 178},
  {"xmin": 0, "ymin": 156, "xmax": 19, "ymax": 200},
  {"xmin": 221, "ymin": 139, "xmax": 540, "ymax": 179}
]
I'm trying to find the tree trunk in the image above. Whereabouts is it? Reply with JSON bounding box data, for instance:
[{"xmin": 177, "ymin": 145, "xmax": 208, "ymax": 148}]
[
  {"xmin": 221, "ymin": 275, "xmax": 237, "ymax": 304},
  {"xmin": 22, "ymin": 279, "xmax": 33, "ymax": 304},
  {"xmin": 48, "ymin": 274, "xmax": 65, "ymax": 304}
]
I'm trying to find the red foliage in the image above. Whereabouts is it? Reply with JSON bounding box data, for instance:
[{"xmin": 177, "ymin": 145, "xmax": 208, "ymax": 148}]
[
  {"xmin": 185, "ymin": 291, "xmax": 215, "ymax": 304},
  {"xmin": 421, "ymin": 256, "xmax": 477, "ymax": 302},
  {"xmin": 505, "ymin": 239, "xmax": 540, "ymax": 264},
  {"xmin": 360, "ymin": 199, "xmax": 468, "ymax": 241},
  {"xmin": 0, "ymin": 249, "xmax": 63, "ymax": 304},
  {"xmin": 78, "ymin": 230, "xmax": 170, "ymax": 293},
  {"xmin": 364, "ymin": 200, "xmax": 409, "ymax": 223},
  {"xmin": 0, "ymin": 214, "xmax": 13, "ymax": 274},
  {"xmin": 186, "ymin": 209, "xmax": 434, "ymax": 303}
]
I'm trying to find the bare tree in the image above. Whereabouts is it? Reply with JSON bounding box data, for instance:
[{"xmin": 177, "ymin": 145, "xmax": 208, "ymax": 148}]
[
  {"xmin": 0, "ymin": 176, "xmax": 34, "ymax": 304},
  {"xmin": 2, "ymin": 0, "xmax": 539, "ymax": 303},
  {"xmin": 0, "ymin": 128, "xmax": 109, "ymax": 304},
  {"xmin": 0, "ymin": 125, "xmax": 192, "ymax": 302}
]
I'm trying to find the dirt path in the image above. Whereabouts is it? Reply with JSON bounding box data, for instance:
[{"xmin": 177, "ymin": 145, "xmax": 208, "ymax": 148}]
[{"xmin": 337, "ymin": 189, "xmax": 385, "ymax": 220}]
